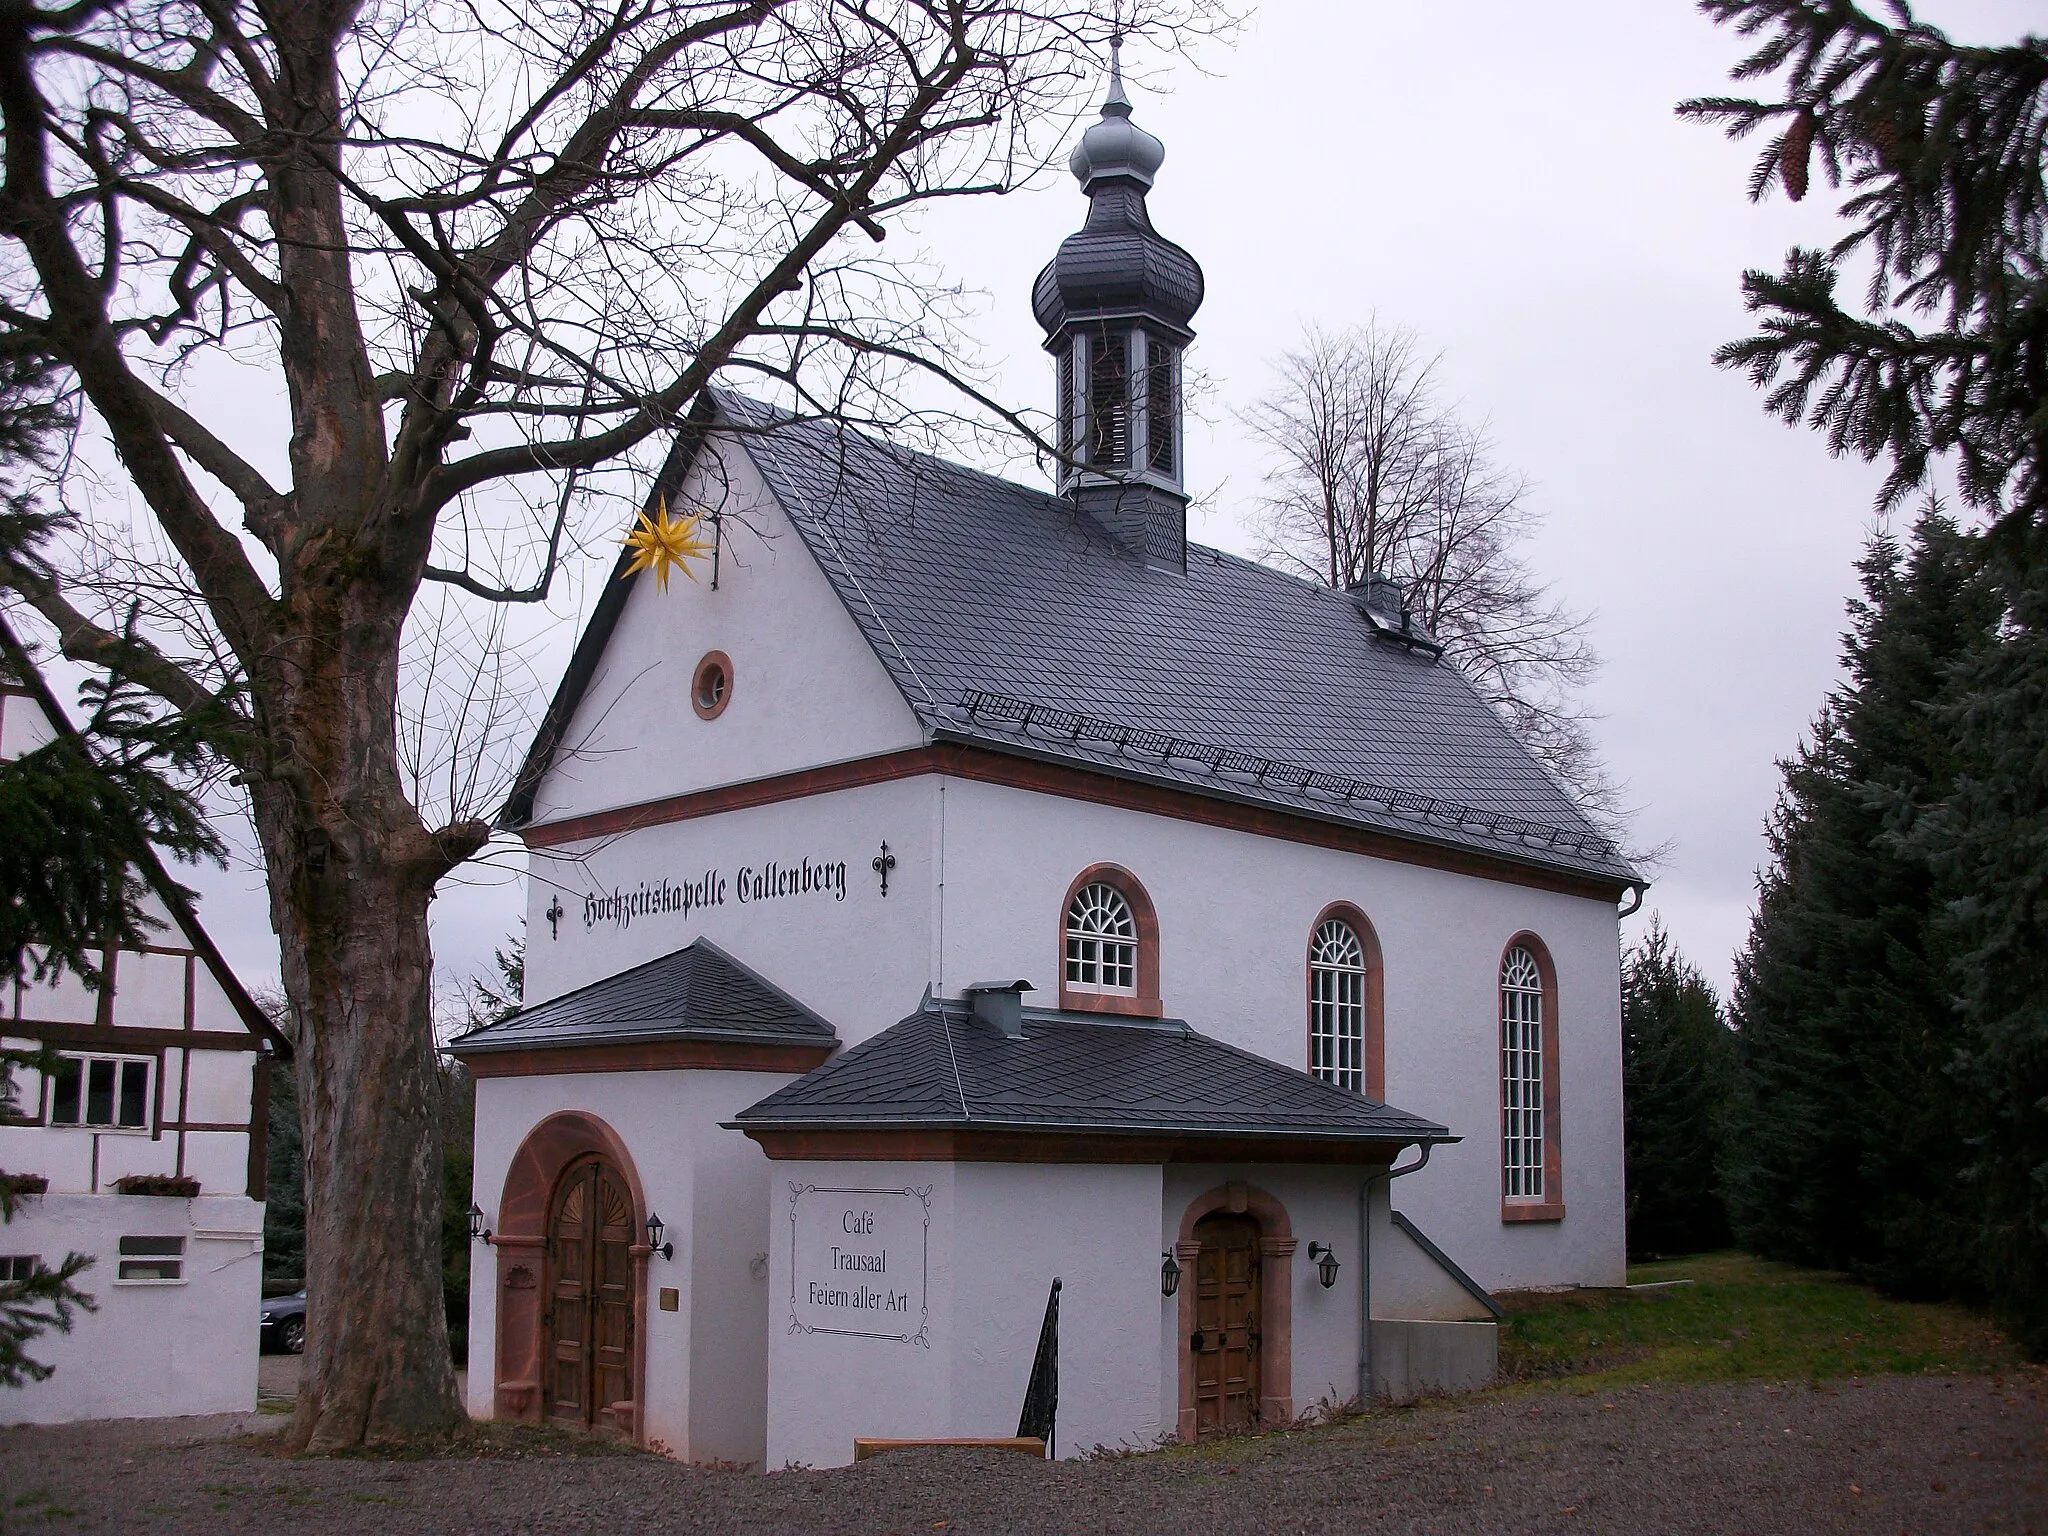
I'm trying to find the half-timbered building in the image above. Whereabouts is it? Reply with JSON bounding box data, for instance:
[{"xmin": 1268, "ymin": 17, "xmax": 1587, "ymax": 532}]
[{"xmin": 0, "ymin": 665, "xmax": 286, "ymax": 1424}]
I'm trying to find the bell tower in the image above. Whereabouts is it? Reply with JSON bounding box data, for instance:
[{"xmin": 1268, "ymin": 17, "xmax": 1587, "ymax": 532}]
[{"xmin": 1032, "ymin": 48, "xmax": 1205, "ymax": 571}]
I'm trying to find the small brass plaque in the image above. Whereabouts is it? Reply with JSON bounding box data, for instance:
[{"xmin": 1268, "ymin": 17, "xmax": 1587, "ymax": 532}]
[{"xmin": 659, "ymin": 1287, "xmax": 680, "ymax": 1312}]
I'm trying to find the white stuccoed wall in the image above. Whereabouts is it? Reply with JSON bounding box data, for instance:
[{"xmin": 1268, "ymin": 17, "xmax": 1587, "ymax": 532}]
[
  {"xmin": 765, "ymin": 1161, "xmax": 957, "ymax": 1469},
  {"xmin": 526, "ymin": 439, "xmax": 924, "ymax": 831},
  {"xmin": 950, "ymin": 1163, "xmax": 1163, "ymax": 1457},
  {"xmin": 467, "ymin": 1067, "xmax": 806, "ymax": 1466},
  {"xmin": 522, "ymin": 764, "xmax": 1627, "ymax": 1307},
  {"xmin": 764, "ymin": 1159, "xmax": 1165, "ymax": 1469},
  {"xmin": 0, "ymin": 1194, "xmax": 262, "ymax": 1424},
  {"xmin": 763, "ymin": 1157, "xmax": 1508, "ymax": 1466},
  {"xmin": 936, "ymin": 778, "xmax": 1627, "ymax": 1296},
  {"xmin": 522, "ymin": 775, "xmax": 934, "ymax": 1028}
]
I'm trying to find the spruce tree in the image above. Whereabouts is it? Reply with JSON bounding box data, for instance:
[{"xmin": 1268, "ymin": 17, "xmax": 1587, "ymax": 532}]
[
  {"xmin": 1622, "ymin": 917, "xmax": 1736, "ymax": 1259},
  {"xmin": 1682, "ymin": 2, "xmax": 2048, "ymax": 547},
  {"xmin": 1908, "ymin": 581, "xmax": 2048, "ymax": 1347},
  {"xmin": 1725, "ymin": 511, "xmax": 1999, "ymax": 1290},
  {"xmin": 1692, "ymin": 3, "xmax": 2048, "ymax": 1345}
]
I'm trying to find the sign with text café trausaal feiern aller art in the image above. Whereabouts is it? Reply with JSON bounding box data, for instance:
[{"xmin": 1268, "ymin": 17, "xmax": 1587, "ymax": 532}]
[{"xmin": 789, "ymin": 1184, "xmax": 932, "ymax": 1346}]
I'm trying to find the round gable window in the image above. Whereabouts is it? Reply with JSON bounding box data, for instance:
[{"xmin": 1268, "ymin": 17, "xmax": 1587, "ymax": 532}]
[{"xmin": 691, "ymin": 650, "xmax": 733, "ymax": 720}]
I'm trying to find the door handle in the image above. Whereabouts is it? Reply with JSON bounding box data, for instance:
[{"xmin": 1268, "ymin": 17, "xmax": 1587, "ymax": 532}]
[{"xmin": 1189, "ymin": 1331, "xmax": 1205, "ymax": 1353}]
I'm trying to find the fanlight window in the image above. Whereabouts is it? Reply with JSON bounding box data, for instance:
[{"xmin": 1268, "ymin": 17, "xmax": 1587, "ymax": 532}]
[
  {"xmin": 1064, "ymin": 883, "xmax": 1137, "ymax": 994},
  {"xmin": 1501, "ymin": 946, "xmax": 1546, "ymax": 1199},
  {"xmin": 1309, "ymin": 919, "xmax": 1367, "ymax": 1092}
]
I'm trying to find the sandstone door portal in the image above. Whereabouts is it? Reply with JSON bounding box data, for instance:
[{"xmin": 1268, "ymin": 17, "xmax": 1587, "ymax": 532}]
[
  {"xmin": 1191, "ymin": 1211, "xmax": 1261, "ymax": 1435},
  {"xmin": 544, "ymin": 1155, "xmax": 635, "ymax": 1430}
]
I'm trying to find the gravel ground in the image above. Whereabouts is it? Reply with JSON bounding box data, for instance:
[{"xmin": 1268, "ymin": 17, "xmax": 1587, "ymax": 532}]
[{"xmin": 1, "ymin": 1373, "xmax": 2042, "ymax": 1535}]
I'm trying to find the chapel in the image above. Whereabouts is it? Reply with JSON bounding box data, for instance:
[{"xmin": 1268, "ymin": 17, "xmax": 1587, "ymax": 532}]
[{"xmin": 453, "ymin": 59, "xmax": 1640, "ymax": 1468}]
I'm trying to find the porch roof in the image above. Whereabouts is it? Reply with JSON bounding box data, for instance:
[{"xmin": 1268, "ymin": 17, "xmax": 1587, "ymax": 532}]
[
  {"xmin": 448, "ymin": 938, "xmax": 837, "ymax": 1055},
  {"xmin": 728, "ymin": 996, "xmax": 1452, "ymax": 1149}
]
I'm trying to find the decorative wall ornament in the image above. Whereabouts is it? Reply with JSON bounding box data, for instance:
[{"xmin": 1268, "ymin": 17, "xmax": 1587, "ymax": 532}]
[
  {"xmin": 621, "ymin": 497, "xmax": 715, "ymax": 591},
  {"xmin": 872, "ymin": 841, "xmax": 897, "ymax": 898}
]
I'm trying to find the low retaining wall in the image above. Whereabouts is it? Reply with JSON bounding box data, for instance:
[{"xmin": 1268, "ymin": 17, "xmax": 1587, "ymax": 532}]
[{"xmin": 1370, "ymin": 1319, "xmax": 1498, "ymax": 1403}]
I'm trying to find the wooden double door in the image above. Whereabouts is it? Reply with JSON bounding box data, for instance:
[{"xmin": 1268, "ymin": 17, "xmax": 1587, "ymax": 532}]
[
  {"xmin": 1190, "ymin": 1213, "xmax": 1262, "ymax": 1436},
  {"xmin": 544, "ymin": 1155, "xmax": 636, "ymax": 1431}
]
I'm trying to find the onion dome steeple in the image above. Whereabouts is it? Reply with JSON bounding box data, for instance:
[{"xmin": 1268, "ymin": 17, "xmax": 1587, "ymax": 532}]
[{"xmin": 1033, "ymin": 46, "xmax": 1204, "ymax": 572}]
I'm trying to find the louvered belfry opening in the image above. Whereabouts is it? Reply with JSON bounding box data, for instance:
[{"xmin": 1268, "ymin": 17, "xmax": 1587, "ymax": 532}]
[
  {"xmin": 1145, "ymin": 335, "xmax": 1178, "ymax": 476},
  {"xmin": 1086, "ymin": 329, "xmax": 1132, "ymax": 468},
  {"xmin": 1031, "ymin": 51, "xmax": 1203, "ymax": 572}
]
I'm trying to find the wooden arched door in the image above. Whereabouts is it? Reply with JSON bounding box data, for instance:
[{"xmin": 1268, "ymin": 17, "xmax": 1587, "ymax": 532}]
[
  {"xmin": 1190, "ymin": 1212, "xmax": 1262, "ymax": 1436},
  {"xmin": 543, "ymin": 1155, "xmax": 636, "ymax": 1431}
]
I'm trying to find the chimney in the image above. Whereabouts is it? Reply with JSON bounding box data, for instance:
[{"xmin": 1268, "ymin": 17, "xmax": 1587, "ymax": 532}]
[{"xmin": 965, "ymin": 980, "xmax": 1033, "ymax": 1039}]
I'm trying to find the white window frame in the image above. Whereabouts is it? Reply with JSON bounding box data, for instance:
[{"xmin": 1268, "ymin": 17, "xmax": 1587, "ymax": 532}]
[
  {"xmin": 1501, "ymin": 946, "xmax": 1546, "ymax": 1201},
  {"xmin": 113, "ymin": 1235, "xmax": 186, "ymax": 1286},
  {"xmin": 1064, "ymin": 883, "xmax": 1138, "ymax": 995},
  {"xmin": 44, "ymin": 1051, "xmax": 154, "ymax": 1134},
  {"xmin": 0, "ymin": 1254, "xmax": 39, "ymax": 1284},
  {"xmin": 1309, "ymin": 919, "xmax": 1368, "ymax": 1092}
]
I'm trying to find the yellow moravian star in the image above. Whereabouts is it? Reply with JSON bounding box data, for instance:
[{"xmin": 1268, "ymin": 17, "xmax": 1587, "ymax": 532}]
[{"xmin": 620, "ymin": 499, "xmax": 715, "ymax": 592}]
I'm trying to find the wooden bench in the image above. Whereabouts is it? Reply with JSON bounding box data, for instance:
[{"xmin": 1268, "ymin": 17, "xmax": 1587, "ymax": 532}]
[{"xmin": 853, "ymin": 1436, "xmax": 1046, "ymax": 1461}]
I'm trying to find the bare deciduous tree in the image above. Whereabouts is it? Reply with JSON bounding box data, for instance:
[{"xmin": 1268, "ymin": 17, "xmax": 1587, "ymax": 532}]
[
  {"xmin": 1245, "ymin": 321, "xmax": 1622, "ymax": 828},
  {"xmin": 0, "ymin": 0, "xmax": 1225, "ymax": 1448}
]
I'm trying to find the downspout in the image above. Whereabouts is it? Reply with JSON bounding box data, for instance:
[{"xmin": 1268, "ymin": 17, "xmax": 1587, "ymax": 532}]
[{"xmin": 1358, "ymin": 1141, "xmax": 1434, "ymax": 1407}]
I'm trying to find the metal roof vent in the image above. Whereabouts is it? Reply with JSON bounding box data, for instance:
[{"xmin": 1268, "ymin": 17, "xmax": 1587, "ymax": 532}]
[
  {"xmin": 1348, "ymin": 573, "xmax": 1444, "ymax": 658},
  {"xmin": 964, "ymin": 980, "xmax": 1033, "ymax": 1039}
]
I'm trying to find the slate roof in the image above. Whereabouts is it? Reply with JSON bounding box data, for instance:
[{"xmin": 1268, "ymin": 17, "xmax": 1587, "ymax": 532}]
[
  {"xmin": 447, "ymin": 938, "xmax": 836, "ymax": 1055},
  {"xmin": 730, "ymin": 998, "xmax": 1452, "ymax": 1146},
  {"xmin": 715, "ymin": 394, "xmax": 1637, "ymax": 886}
]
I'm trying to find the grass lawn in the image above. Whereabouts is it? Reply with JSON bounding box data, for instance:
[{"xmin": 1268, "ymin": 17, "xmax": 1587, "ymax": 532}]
[{"xmin": 1496, "ymin": 1250, "xmax": 2025, "ymax": 1391}]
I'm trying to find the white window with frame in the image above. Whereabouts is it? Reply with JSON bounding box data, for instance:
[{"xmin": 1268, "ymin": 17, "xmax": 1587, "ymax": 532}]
[
  {"xmin": 45, "ymin": 1052, "xmax": 152, "ymax": 1131},
  {"xmin": 1064, "ymin": 883, "xmax": 1137, "ymax": 995},
  {"xmin": 1501, "ymin": 946, "xmax": 1546, "ymax": 1200},
  {"xmin": 1309, "ymin": 919, "xmax": 1367, "ymax": 1092},
  {"xmin": 114, "ymin": 1236, "xmax": 185, "ymax": 1284},
  {"xmin": 0, "ymin": 1255, "xmax": 39, "ymax": 1283}
]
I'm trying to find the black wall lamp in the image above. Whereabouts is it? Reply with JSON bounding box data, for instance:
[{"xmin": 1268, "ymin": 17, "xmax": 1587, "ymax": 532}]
[
  {"xmin": 468, "ymin": 1203, "xmax": 492, "ymax": 1245},
  {"xmin": 646, "ymin": 1211, "xmax": 674, "ymax": 1261},
  {"xmin": 1160, "ymin": 1251, "xmax": 1181, "ymax": 1297},
  {"xmin": 1307, "ymin": 1242, "xmax": 1341, "ymax": 1288}
]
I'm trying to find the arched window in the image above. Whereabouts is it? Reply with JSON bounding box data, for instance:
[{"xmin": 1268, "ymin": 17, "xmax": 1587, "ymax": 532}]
[
  {"xmin": 1499, "ymin": 937, "xmax": 1563, "ymax": 1220},
  {"xmin": 1058, "ymin": 865, "xmax": 1162, "ymax": 1017},
  {"xmin": 1306, "ymin": 904, "xmax": 1385, "ymax": 1097},
  {"xmin": 1066, "ymin": 883, "xmax": 1136, "ymax": 993},
  {"xmin": 1309, "ymin": 920, "xmax": 1367, "ymax": 1091}
]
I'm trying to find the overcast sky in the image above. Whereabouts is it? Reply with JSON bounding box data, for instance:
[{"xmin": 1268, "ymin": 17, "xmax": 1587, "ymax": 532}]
[{"xmin": 162, "ymin": 0, "xmax": 2036, "ymax": 1013}]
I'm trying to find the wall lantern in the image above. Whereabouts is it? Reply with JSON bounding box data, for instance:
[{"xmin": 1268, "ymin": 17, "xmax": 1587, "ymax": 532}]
[
  {"xmin": 1307, "ymin": 1242, "xmax": 1341, "ymax": 1289},
  {"xmin": 1160, "ymin": 1251, "xmax": 1181, "ymax": 1298},
  {"xmin": 468, "ymin": 1203, "xmax": 492, "ymax": 1245},
  {"xmin": 646, "ymin": 1211, "xmax": 675, "ymax": 1261}
]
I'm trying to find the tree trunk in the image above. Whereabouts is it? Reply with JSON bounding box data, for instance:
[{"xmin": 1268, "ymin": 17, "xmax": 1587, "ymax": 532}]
[
  {"xmin": 248, "ymin": 597, "xmax": 474, "ymax": 1448},
  {"xmin": 267, "ymin": 803, "xmax": 466, "ymax": 1449}
]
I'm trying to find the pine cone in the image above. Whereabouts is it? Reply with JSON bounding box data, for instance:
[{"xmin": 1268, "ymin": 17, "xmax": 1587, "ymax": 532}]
[{"xmin": 1781, "ymin": 109, "xmax": 1815, "ymax": 202}]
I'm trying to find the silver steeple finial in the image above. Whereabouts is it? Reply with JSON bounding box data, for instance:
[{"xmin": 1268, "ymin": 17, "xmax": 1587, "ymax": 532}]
[
  {"xmin": 1103, "ymin": 34, "xmax": 1131, "ymax": 117},
  {"xmin": 1069, "ymin": 35, "xmax": 1163, "ymax": 188}
]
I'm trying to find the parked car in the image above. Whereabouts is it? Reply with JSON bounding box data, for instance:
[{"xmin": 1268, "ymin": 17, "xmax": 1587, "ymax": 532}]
[{"xmin": 260, "ymin": 1290, "xmax": 305, "ymax": 1355}]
